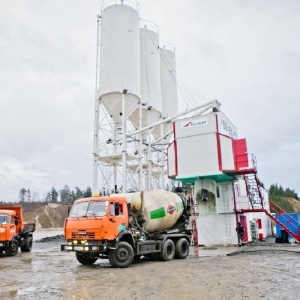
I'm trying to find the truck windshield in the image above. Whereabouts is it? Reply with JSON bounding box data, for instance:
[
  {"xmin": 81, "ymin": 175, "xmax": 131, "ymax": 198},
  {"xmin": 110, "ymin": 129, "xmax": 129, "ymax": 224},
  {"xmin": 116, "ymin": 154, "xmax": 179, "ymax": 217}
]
[
  {"xmin": 69, "ymin": 201, "xmax": 107, "ymax": 218},
  {"xmin": 0, "ymin": 214, "xmax": 9, "ymax": 224}
]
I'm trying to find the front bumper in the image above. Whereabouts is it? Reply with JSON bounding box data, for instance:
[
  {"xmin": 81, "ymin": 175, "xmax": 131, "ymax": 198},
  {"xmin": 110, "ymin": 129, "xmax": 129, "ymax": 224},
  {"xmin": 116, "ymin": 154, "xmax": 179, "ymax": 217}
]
[
  {"xmin": 0, "ymin": 241, "xmax": 9, "ymax": 248},
  {"xmin": 61, "ymin": 241, "xmax": 108, "ymax": 253}
]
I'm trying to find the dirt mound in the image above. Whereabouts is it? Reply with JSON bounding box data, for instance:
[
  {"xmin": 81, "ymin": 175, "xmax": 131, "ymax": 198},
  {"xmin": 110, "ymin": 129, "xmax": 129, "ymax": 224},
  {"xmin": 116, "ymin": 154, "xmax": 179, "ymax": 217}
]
[
  {"xmin": 22, "ymin": 203, "xmax": 69, "ymax": 228},
  {"xmin": 288, "ymin": 198, "xmax": 300, "ymax": 213}
]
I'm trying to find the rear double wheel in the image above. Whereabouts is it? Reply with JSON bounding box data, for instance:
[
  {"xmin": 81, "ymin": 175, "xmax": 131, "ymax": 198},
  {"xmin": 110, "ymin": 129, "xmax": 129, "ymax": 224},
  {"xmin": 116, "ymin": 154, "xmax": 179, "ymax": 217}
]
[
  {"xmin": 159, "ymin": 239, "xmax": 175, "ymax": 261},
  {"xmin": 174, "ymin": 238, "xmax": 189, "ymax": 259},
  {"xmin": 21, "ymin": 236, "xmax": 33, "ymax": 252}
]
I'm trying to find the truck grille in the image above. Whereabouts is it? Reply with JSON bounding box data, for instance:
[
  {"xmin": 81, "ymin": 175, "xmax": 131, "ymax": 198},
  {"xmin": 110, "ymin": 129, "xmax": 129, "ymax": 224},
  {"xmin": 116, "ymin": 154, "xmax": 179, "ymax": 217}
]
[{"xmin": 72, "ymin": 232, "xmax": 95, "ymax": 239}]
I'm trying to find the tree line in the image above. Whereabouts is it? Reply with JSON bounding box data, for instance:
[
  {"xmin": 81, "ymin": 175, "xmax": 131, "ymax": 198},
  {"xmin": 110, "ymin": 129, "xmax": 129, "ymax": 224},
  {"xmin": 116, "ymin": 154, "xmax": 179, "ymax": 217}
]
[
  {"xmin": 269, "ymin": 183, "xmax": 299, "ymax": 200},
  {"xmin": 17, "ymin": 182, "xmax": 299, "ymax": 205},
  {"xmin": 18, "ymin": 185, "xmax": 92, "ymax": 204},
  {"xmin": 268, "ymin": 183, "xmax": 299, "ymax": 213}
]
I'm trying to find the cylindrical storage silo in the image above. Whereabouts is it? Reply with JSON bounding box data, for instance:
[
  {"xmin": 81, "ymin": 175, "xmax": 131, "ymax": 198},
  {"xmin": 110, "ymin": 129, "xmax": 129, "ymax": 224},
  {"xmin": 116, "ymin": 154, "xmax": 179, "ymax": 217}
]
[
  {"xmin": 99, "ymin": 0, "xmax": 140, "ymax": 122},
  {"xmin": 112, "ymin": 189, "xmax": 185, "ymax": 233},
  {"xmin": 155, "ymin": 42, "xmax": 178, "ymax": 138},
  {"xmin": 129, "ymin": 20, "xmax": 162, "ymax": 130}
]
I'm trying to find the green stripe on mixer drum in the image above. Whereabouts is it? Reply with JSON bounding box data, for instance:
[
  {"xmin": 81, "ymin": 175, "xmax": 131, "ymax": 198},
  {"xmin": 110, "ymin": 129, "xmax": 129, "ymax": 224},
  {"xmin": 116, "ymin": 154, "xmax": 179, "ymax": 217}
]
[
  {"xmin": 150, "ymin": 207, "xmax": 166, "ymax": 219},
  {"xmin": 176, "ymin": 202, "xmax": 184, "ymax": 211}
]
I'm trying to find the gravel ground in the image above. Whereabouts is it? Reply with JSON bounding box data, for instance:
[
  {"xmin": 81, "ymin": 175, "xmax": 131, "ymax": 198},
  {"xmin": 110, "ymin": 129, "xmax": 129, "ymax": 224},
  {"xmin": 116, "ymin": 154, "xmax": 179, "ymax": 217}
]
[{"xmin": 0, "ymin": 231, "xmax": 299, "ymax": 300}]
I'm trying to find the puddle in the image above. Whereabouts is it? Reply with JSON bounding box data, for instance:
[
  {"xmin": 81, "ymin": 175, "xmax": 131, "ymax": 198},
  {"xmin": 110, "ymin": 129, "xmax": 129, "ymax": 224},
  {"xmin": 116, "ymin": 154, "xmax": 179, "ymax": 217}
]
[
  {"xmin": 0, "ymin": 290, "xmax": 18, "ymax": 299},
  {"xmin": 190, "ymin": 245, "xmax": 239, "ymax": 257},
  {"xmin": 20, "ymin": 258, "xmax": 32, "ymax": 264},
  {"xmin": 16, "ymin": 285, "xmax": 63, "ymax": 296}
]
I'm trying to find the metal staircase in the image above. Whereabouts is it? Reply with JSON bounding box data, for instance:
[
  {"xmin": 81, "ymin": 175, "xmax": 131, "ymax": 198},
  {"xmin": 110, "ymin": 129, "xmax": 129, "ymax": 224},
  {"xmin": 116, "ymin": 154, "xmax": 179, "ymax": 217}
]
[
  {"xmin": 229, "ymin": 151, "xmax": 300, "ymax": 242},
  {"xmin": 244, "ymin": 174, "xmax": 264, "ymax": 208},
  {"xmin": 238, "ymin": 205, "xmax": 300, "ymax": 243},
  {"xmin": 237, "ymin": 175, "xmax": 300, "ymax": 243}
]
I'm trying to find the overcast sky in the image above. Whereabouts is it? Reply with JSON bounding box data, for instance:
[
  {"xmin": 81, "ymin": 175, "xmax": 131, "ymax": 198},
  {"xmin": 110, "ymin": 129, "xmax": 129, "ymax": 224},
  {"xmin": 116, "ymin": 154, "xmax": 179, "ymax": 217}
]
[{"xmin": 1, "ymin": 0, "xmax": 300, "ymax": 201}]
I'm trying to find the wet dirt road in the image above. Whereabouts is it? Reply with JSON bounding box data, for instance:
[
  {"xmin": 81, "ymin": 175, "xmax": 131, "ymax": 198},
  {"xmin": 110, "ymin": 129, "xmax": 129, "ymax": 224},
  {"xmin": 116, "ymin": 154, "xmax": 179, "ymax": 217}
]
[{"xmin": 0, "ymin": 233, "xmax": 299, "ymax": 300}]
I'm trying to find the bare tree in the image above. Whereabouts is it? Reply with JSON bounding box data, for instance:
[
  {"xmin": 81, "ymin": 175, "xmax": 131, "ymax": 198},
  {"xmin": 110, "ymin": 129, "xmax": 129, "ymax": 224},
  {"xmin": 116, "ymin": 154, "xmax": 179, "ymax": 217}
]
[
  {"xmin": 19, "ymin": 188, "xmax": 27, "ymax": 203},
  {"xmin": 27, "ymin": 189, "xmax": 31, "ymax": 202}
]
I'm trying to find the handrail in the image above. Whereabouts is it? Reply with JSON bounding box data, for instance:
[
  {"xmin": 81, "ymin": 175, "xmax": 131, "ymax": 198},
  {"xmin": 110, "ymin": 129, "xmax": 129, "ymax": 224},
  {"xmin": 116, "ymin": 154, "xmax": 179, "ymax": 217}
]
[
  {"xmin": 140, "ymin": 19, "xmax": 159, "ymax": 34},
  {"xmin": 265, "ymin": 211, "xmax": 300, "ymax": 242},
  {"xmin": 236, "ymin": 153, "xmax": 257, "ymax": 172},
  {"xmin": 160, "ymin": 41, "xmax": 175, "ymax": 53},
  {"xmin": 270, "ymin": 201, "xmax": 300, "ymax": 233}
]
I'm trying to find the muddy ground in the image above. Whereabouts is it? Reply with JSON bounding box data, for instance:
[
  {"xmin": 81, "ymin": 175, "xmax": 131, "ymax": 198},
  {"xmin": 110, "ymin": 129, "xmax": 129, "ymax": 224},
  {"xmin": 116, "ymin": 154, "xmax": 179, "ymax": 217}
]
[{"xmin": 0, "ymin": 230, "xmax": 299, "ymax": 300}]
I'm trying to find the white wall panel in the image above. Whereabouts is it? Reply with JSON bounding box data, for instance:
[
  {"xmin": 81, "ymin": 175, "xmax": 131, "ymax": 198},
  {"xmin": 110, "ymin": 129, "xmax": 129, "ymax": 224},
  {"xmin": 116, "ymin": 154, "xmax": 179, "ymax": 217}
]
[
  {"xmin": 220, "ymin": 135, "xmax": 235, "ymax": 170},
  {"xmin": 176, "ymin": 134, "xmax": 219, "ymax": 178}
]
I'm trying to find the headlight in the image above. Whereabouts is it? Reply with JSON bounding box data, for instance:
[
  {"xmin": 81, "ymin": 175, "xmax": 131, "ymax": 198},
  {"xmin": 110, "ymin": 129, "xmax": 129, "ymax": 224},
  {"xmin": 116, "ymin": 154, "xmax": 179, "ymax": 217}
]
[
  {"xmin": 84, "ymin": 247, "xmax": 89, "ymax": 251},
  {"xmin": 73, "ymin": 240, "xmax": 78, "ymax": 245}
]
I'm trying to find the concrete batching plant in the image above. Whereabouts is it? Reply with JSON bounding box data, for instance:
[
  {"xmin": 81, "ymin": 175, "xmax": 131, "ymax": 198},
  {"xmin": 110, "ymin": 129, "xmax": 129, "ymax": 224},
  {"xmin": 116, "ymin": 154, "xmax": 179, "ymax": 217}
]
[
  {"xmin": 93, "ymin": 0, "xmax": 217, "ymax": 195},
  {"xmin": 91, "ymin": 1, "xmax": 298, "ymax": 247}
]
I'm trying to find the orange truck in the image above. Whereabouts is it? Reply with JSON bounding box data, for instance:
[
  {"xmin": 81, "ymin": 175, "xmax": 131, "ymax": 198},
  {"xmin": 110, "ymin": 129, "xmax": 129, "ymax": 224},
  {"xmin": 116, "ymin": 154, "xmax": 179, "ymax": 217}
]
[
  {"xmin": 0, "ymin": 206, "xmax": 35, "ymax": 256},
  {"xmin": 61, "ymin": 189, "xmax": 192, "ymax": 268}
]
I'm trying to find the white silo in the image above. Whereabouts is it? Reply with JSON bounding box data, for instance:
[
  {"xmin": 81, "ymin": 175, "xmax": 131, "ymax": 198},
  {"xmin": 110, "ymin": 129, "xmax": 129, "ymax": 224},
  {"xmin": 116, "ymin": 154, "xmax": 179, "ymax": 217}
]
[
  {"xmin": 130, "ymin": 20, "xmax": 162, "ymax": 130},
  {"xmin": 99, "ymin": 0, "xmax": 140, "ymax": 122},
  {"xmin": 156, "ymin": 42, "xmax": 178, "ymax": 138}
]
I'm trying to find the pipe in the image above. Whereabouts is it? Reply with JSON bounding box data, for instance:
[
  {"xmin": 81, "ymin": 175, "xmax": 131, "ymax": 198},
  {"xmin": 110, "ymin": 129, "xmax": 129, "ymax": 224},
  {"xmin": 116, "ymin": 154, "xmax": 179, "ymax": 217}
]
[{"xmin": 129, "ymin": 99, "xmax": 220, "ymax": 136}]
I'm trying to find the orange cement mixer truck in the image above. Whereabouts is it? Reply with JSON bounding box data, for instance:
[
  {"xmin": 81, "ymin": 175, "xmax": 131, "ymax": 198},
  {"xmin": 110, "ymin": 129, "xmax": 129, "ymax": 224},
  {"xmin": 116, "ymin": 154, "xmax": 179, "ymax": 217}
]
[
  {"xmin": 61, "ymin": 189, "xmax": 192, "ymax": 268},
  {"xmin": 0, "ymin": 206, "xmax": 35, "ymax": 256}
]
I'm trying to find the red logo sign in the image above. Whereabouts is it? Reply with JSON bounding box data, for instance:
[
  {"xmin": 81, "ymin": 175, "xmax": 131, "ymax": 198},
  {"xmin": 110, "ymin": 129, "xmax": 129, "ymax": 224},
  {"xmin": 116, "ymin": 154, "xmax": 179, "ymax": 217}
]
[
  {"xmin": 183, "ymin": 122, "xmax": 192, "ymax": 128},
  {"xmin": 167, "ymin": 205, "xmax": 176, "ymax": 215}
]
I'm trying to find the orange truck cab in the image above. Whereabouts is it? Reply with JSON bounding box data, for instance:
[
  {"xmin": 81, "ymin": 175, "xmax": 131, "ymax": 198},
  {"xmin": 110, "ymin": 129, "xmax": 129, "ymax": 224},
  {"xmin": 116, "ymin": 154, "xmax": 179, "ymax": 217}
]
[
  {"xmin": 0, "ymin": 206, "xmax": 35, "ymax": 256},
  {"xmin": 61, "ymin": 192, "xmax": 192, "ymax": 268}
]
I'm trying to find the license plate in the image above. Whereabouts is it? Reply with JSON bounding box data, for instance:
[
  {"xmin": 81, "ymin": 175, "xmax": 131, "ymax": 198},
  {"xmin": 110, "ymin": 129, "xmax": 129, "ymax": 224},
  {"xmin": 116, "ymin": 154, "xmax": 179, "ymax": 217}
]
[
  {"xmin": 74, "ymin": 246, "xmax": 84, "ymax": 251},
  {"xmin": 64, "ymin": 246, "xmax": 73, "ymax": 250}
]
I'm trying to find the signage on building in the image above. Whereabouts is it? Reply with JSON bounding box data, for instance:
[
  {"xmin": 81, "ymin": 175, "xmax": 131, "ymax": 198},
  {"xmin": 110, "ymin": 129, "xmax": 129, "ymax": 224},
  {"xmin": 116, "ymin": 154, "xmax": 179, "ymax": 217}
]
[
  {"xmin": 181, "ymin": 117, "xmax": 208, "ymax": 129},
  {"xmin": 217, "ymin": 113, "xmax": 238, "ymax": 139}
]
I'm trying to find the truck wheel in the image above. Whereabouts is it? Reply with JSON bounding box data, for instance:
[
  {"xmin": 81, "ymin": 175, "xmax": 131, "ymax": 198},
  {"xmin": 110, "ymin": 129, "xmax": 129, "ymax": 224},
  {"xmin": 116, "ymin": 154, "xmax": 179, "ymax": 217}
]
[
  {"xmin": 159, "ymin": 239, "xmax": 175, "ymax": 261},
  {"xmin": 6, "ymin": 240, "xmax": 19, "ymax": 256},
  {"xmin": 175, "ymin": 238, "xmax": 189, "ymax": 259},
  {"xmin": 76, "ymin": 252, "xmax": 98, "ymax": 265},
  {"xmin": 21, "ymin": 236, "xmax": 33, "ymax": 252},
  {"xmin": 108, "ymin": 242, "xmax": 134, "ymax": 268}
]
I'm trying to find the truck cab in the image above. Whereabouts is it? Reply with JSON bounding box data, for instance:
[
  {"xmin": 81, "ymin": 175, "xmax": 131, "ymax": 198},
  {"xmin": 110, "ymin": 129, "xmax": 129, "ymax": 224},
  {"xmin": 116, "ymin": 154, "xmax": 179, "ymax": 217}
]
[
  {"xmin": 0, "ymin": 206, "xmax": 35, "ymax": 256},
  {"xmin": 0, "ymin": 209, "xmax": 18, "ymax": 237},
  {"xmin": 64, "ymin": 196, "xmax": 129, "ymax": 242}
]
